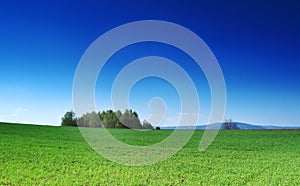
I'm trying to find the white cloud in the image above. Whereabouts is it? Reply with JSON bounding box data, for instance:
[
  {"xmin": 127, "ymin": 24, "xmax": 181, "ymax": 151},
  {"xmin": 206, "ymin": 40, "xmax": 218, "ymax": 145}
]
[
  {"xmin": 0, "ymin": 107, "xmax": 30, "ymax": 120},
  {"xmin": 16, "ymin": 107, "xmax": 30, "ymax": 113}
]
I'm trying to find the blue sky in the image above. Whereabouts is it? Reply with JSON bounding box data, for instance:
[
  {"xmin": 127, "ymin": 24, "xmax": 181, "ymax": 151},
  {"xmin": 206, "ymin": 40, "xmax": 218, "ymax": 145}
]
[{"xmin": 0, "ymin": 0, "xmax": 299, "ymax": 126}]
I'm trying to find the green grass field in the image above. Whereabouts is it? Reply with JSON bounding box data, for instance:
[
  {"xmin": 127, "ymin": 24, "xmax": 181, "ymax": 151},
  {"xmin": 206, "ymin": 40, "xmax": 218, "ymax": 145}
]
[{"xmin": 0, "ymin": 122, "xmax": 299, "ymax": 185}]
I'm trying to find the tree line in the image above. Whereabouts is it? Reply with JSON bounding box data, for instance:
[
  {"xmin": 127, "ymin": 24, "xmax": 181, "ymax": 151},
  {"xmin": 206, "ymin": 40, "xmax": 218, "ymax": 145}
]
[{"xmin": 61, "ymin": 109, "xmax": 153, "ymax": 129}]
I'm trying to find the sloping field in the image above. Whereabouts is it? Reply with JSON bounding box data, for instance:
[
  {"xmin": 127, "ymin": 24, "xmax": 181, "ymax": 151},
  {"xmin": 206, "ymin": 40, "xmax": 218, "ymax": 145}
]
[{"xmin": 0, "ymin": 122, "xmax": 299, "ymax": 185}]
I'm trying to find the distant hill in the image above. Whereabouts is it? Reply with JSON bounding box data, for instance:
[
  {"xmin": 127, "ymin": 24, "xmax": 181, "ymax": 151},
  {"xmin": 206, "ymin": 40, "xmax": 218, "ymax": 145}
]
[{"xmin": 159, "ymin": 122, "xmax": 300, "ymax": 130}]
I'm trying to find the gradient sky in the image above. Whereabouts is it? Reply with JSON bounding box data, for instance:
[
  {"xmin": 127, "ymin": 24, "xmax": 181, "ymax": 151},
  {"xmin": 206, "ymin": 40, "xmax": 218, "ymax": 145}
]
[{"xmin": 0, "ymin": 0, "xmax": 299, "ymax": 126}]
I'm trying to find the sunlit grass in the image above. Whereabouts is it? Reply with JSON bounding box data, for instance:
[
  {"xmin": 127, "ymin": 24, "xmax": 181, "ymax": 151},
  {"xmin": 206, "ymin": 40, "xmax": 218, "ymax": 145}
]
[{"xmin": 0, "ymin": 122, "xmax": 299, "ymax": 185}]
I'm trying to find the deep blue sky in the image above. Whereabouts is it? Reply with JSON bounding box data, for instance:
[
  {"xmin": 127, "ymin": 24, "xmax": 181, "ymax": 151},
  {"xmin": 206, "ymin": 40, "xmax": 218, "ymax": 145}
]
[{"xmin": 0, "ymin": 0, "xmax": 299, "ymax": 126}]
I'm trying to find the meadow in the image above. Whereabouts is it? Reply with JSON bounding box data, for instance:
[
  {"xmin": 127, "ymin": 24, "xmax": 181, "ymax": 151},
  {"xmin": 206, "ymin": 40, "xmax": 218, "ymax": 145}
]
[{"xmin": 0, "ymin": 122, "xmax": 299, "ymax": 185}]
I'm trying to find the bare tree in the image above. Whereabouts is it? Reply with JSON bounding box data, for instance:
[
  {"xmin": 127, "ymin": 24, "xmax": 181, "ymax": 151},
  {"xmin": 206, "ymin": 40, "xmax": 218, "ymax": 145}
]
[{"xmin": 223, "ymin": 119, "xmax": 239, "ymax": 130}]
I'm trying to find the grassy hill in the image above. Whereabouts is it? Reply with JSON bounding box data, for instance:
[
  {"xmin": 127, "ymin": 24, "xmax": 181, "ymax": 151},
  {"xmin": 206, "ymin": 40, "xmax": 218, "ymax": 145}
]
[{"xmin": 0, "ymin": 122, "xmax": 300, "ymax": 185}]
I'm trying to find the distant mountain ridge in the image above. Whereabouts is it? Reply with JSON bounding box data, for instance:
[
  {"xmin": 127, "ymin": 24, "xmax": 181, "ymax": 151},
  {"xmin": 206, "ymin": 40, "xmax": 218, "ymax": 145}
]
[{"xmin": 159, "ymin": 122, "xmax": 300, "ymax": 130}]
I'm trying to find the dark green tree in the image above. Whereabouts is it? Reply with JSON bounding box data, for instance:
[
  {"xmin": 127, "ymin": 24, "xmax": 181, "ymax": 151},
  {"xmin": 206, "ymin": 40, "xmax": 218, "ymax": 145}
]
[
  {"xmin": 120, "ymin": 109, "xmax": 143, "ymax": 129},
  {"xmin": 143, "ymin": 120, "xmax": 154, "ymax": 130},
  {"xmin": 61, "ymin": 111, "xmax": 77, "ymax": 126},
  {"xmin": 115, "ymin": 110, "xmax": 127, "ymax": 128},
  {"xmin": 101, "ymin": 110, "xmax": 115, "ymax": 128}
]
